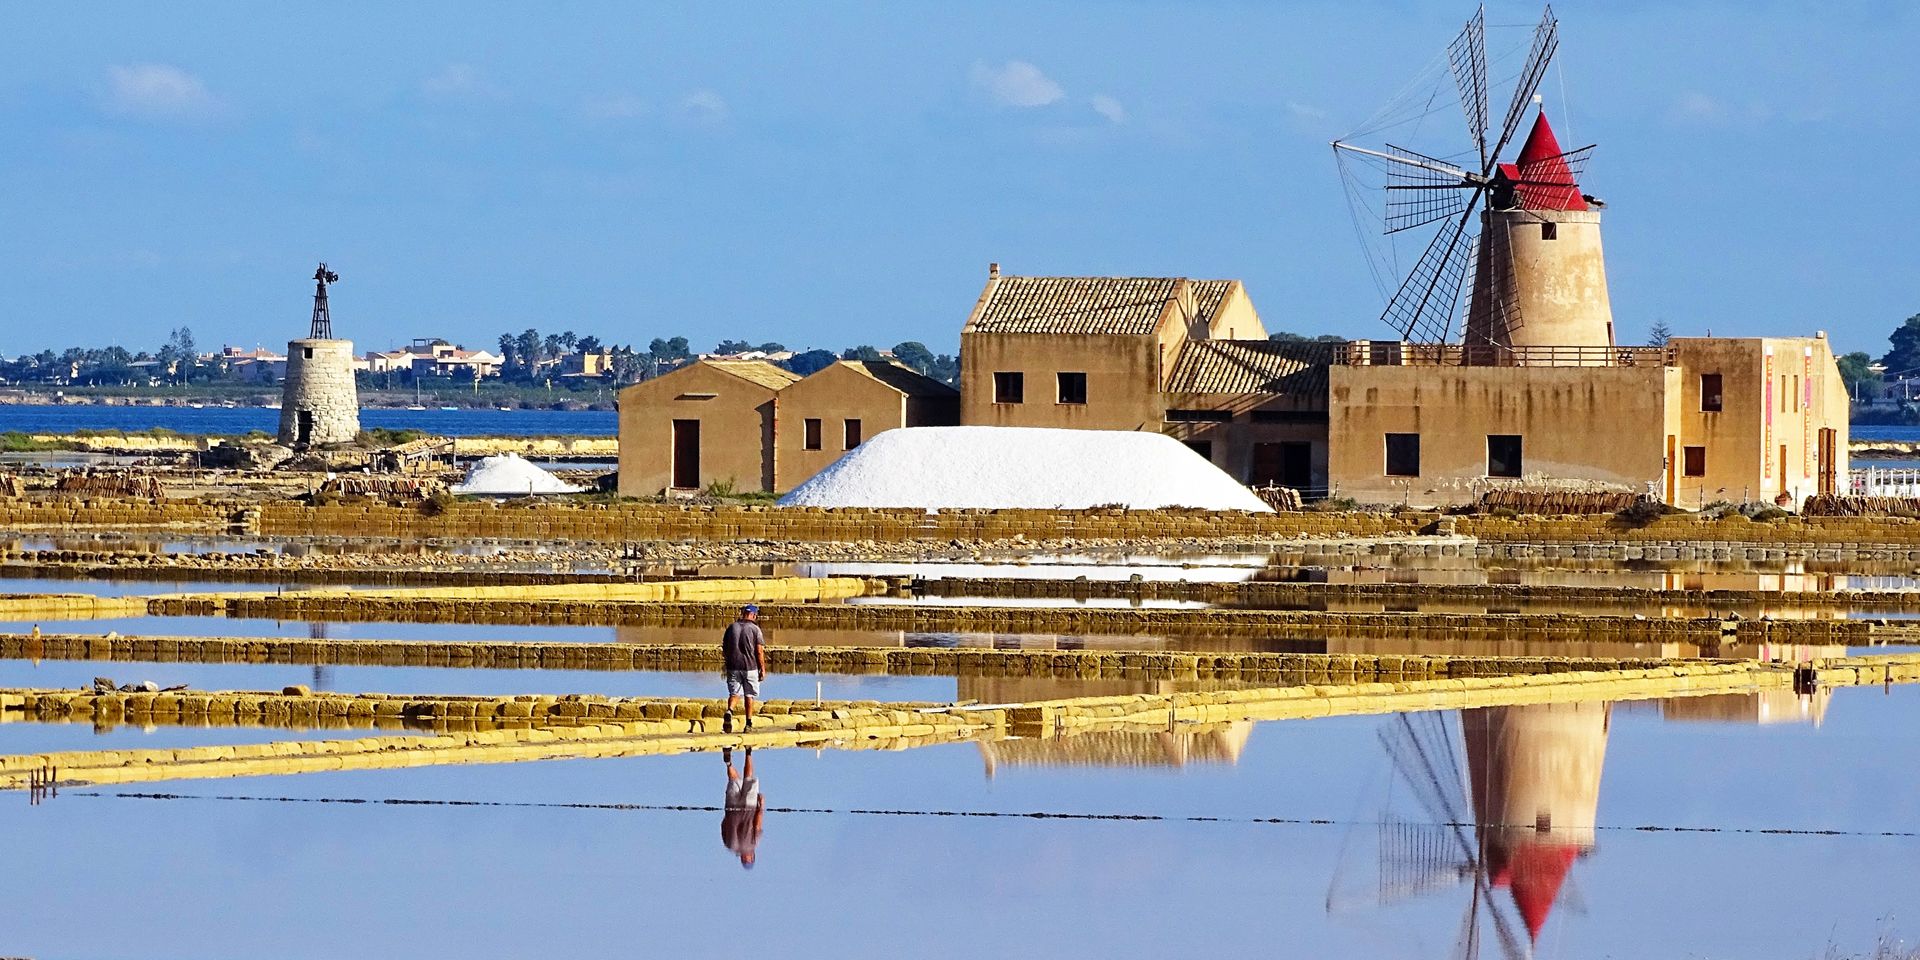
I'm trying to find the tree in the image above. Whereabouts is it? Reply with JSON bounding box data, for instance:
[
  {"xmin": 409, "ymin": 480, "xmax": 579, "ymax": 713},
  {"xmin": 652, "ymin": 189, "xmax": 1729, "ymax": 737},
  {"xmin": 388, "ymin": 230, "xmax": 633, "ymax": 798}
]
[
  {"xmin": 558, "ymin": 330, "xmax": 578, "ymax": 353},
  {"xmin": 757, "ymin": 341, "xmax": 786, "ymax": 353},
  {"xmin": 648, "ymin": 337, "xmax": 691, "ymax": 360},
  {"xmin": 1879, "ymin": 315, "xmax": 1920, "ymax": 376},
  {"xmin": 713, "ymin": 339, "xmax": 754, "ymax": 355},
  {"xmin": 497, "ymin": 333, "xmax": 519, "ymax": 374},
  {"xmin": 1647, "ymin": 320, "xmax": 1672, "ymax": 347},
  {"xmin": 890, "ymin": 341, "xmax": 935, "ymax": 373},
  {"xmin": 841, "ymin": 344, "xmax": 883, "ymax": 361},
  {"xmin": 576, "ymin": 335, "xmax": 602, "ymax": 353},
  {"xmin": 784, "ymin": 349, "xmax": 837, "ymax": 376},
  {"xmin": 1268, "ymin": 331, "xmax": 1346, "ymax": 344},
  {"xmin": 517, "ymin": 329, "xmax": 543, "ymax": 370},
  {"xmin": 1837, "ymin": 351, "xmax": 1876, "ymax": 392}
]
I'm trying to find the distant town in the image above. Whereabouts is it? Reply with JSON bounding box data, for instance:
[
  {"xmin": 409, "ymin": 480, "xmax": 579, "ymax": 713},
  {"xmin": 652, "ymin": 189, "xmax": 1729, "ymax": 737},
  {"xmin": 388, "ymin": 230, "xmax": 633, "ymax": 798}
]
[{"xmin": 0, "ymin": 327, "xmax": 963, "ymax": 410}]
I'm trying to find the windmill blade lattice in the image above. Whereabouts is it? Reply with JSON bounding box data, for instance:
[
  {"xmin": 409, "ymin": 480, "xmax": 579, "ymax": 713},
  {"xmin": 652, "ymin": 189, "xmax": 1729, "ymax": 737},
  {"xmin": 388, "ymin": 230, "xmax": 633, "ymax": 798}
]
[
  {"xmin": 1448, "ymin": 6, "xmax": 1489, "ymax": 168},
  {"xmin": 1490, "ymin": 7, "xmax": 1559, "ymax": 164},
  {"xmin": 1384, "ymin": 145, "xmax": 1475, "ymax": 234},
  {"xmin": 1380, "ymin": 207, "xmax": 1478, "ymax": 343}
]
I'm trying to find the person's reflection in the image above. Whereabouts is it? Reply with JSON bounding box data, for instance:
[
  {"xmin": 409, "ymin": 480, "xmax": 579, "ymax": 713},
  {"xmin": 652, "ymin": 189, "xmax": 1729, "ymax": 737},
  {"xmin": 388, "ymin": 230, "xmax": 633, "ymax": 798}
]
[{"xmin": 721, "ymin": 747, "xmax": 765, "ymax": 869}]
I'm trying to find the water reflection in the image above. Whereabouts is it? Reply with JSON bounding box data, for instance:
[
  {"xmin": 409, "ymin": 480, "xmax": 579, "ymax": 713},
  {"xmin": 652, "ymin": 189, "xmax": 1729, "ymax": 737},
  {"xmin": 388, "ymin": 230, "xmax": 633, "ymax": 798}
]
[
  {"xmin": 1331, "ymin": 688, "xmax": 1833, "ymax": 954},
  {"xmin": 721, "ymin": 747, "xmax": 765, "ymax": 869}
]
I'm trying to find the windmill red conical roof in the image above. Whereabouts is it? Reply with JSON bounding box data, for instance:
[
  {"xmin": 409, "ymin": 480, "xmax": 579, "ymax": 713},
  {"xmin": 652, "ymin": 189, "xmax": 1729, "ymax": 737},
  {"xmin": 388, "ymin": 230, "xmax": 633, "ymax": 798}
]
[
  {"xmin": 1511, "ymin": 110, "xmax": 1587, "ymax": 211},
  {"xmin": 1505, "ymin": 842, "xmax": 1581, "ymax": 942}
]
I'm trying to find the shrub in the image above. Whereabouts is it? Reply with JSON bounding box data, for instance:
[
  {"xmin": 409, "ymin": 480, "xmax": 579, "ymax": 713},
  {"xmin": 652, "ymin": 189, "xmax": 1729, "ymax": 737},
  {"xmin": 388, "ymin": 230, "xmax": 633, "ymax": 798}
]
[
  {"xmin": 1615, "ymin": 498, "xmax": 1679, "ymax": 527},
  {"xmin": 1749, "ymin": 506, "xmax": 1790, "ymax": 522},
  {"xmin": 422, "ymin": 488, "xmax": 455, "ymax": 516},
  {"xmin": 703, "ymin": 477, "xmax": 736, "ymax": 498}
]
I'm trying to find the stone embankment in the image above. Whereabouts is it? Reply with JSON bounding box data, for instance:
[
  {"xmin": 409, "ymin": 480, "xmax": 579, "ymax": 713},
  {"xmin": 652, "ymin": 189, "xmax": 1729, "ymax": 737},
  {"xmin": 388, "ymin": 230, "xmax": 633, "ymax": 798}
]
[
  {"xmin": 0, "ymin": 631, "xmax": 1805, "ymax": 682},
  {"xmin": 8, "ymin": 654, "xmax": 1916, "ymax": 790},
  {"xmin": 151, "ymin": 593, "xmax": 1865, "ymax": 646},
  {"xmin": 2, "ymin": 433, "xmax": 617, "ymax": 458},
  {"xmin": 13, "ymin": 497, "xmax": 1920, "ymax": 554},
  {"xmin": 915, "ymin": 576, "xmax": 1920, "ymax": 613}
]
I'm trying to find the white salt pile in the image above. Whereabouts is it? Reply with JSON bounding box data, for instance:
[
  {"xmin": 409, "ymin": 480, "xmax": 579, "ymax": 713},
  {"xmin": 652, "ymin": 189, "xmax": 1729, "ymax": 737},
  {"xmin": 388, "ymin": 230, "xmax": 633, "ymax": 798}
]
[
  {"xmin": 778, "ymin": 426, "xmax": 1273, "ymax": 512},
  {"xmin": 451, "ymin": 453, "xmax": 585, "ymax": 495}
]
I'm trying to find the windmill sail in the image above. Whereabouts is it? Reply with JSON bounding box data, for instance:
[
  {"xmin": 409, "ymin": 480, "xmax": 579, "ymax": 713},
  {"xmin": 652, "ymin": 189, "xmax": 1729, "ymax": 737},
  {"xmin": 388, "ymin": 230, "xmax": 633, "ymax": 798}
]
[{"xmin": 1448, "ymin": 6, "xmax": 1489, "ymax": 169}]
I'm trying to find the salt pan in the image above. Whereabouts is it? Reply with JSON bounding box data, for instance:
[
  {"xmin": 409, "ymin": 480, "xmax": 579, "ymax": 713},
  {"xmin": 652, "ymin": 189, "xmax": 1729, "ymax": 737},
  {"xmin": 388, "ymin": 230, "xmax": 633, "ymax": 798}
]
[
  {"xmin": 778, "ymin": 426, "xmax": 1273, "ymax": 512},
  {"xmin": 451, "ymin": 453, "xmax": 584, "ymax": 495}
]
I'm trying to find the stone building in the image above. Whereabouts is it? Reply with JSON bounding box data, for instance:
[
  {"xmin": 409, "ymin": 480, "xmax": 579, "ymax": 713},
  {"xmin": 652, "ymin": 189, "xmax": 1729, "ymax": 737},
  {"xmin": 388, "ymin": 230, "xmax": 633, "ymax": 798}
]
[
  {"xmin": 772, "ymin": 360, "xmax": 958, "ymax": 490},
  {"xmin": 278, "ymin": 264, "xmax": 360, "ymax": 447},
  {"xmin": 615, "ymin": 358, "xmax": 956, "ymax": 496}
]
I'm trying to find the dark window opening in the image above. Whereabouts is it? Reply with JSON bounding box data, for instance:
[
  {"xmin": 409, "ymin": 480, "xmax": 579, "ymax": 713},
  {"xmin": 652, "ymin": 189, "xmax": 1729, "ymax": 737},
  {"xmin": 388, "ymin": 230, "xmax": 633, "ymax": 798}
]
[
  {"xmin": 993, "ymin": 372, "xmax": 1024, "ymax": 404},
  {"xmin": 1487, "ymin": 434, "xmax": 1523, "ymax": 478},
  {"xmin": 1700, "ymin": 373, "xmax": 1723, "ymax": 412},
  {"xmin": 1385, "ymin": 433, "xmax": 1420, "ymax": 477},
  {"xmin": 803, "ymin": 418, "xmax": 822, "ymax": 451},
  {"xmin": 1166, "ymin": 409, "xmax": 1232, "ymax": 423},
  {"xmin": 1683, "ymin": 445, "xmax": 1706, "ymax": 477},
  {"xmin": 1541, "ymin": 222, "xmax": 1558, "ymax": 241},
  {"xmin": 843, "ymin": 418, "xmax": 862, "ymax": 450},
  {"xmin": 1184, "ymin": 440, "xmax": 1213, "ymax": 461},
  {"xmin": 303, "ymin": 347, "xmax": 314, "ymax": 359},
  {"xmin": 1056, "ymin": 371, "xmax": 1087, "ymax": 405}
]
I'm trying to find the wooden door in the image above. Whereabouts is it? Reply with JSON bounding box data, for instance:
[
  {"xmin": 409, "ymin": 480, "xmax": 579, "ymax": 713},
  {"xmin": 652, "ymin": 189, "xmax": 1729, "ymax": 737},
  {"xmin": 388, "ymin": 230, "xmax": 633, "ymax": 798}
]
[
  {"xmin": 672, "ymin": 419, "xmax": 700, "ymax": 489},
  {"xmin": 1818, "ymin": 428, "xmax": 1837, "ymax": 496},
  {"xmin": 1665, "ymin": 435, "xmax": 1676, "ymax": 503}
]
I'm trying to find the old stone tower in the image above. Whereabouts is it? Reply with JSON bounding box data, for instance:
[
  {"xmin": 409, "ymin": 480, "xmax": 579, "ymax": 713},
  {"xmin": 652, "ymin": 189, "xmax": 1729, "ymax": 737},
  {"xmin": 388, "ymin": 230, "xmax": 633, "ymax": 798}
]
[
  {"xmin": 1463, "ymin": 112, "xmax": 1615, "ymax": 355},
  {"xmin": 277, "ymin": 263, "xmax": 360, "ymax": 447}
]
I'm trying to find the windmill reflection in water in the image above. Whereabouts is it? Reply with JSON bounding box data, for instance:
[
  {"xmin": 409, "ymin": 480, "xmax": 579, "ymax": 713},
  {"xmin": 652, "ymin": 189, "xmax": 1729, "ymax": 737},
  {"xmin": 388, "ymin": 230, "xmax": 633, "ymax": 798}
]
[{"xmin": 1328, "ymin": 701, "xmax": 1608, "ymax": 958}]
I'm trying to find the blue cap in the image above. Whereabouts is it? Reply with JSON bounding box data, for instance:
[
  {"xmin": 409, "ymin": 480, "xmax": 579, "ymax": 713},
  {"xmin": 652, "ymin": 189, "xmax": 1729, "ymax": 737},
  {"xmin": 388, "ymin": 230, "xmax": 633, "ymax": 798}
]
[{"xmin": 742, "ymin": 604, "xmax": 759, "ymax": 614}]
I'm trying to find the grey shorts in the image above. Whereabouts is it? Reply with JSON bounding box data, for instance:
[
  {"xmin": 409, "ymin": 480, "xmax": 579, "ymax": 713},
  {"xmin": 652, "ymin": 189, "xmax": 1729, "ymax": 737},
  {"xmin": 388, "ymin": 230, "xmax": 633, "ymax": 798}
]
[{"xmin": 726, "ymin": 670, "xmax": 762, "ymax": 699}]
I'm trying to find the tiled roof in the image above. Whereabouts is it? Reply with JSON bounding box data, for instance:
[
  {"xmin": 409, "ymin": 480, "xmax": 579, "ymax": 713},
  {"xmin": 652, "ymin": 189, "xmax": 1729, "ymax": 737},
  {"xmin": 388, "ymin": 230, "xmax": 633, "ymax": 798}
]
[
  {"xmin": 965, "ymin": 276, "xmax": 1187, "ymax": 336},
  {"xmin": 841, "ymin": 360, "xmax": 958, "ymax": 397},
  {"xmin": 1190, "ymin": 280, "xmax": 1235, "ymax": 327},
  {"xmin": 707, "ymin": 359, "xmax": 802, "ymax": 391},
  {"xmin": 1165, "ymin": 339, "xmax": 1337, "ymax": 396}
]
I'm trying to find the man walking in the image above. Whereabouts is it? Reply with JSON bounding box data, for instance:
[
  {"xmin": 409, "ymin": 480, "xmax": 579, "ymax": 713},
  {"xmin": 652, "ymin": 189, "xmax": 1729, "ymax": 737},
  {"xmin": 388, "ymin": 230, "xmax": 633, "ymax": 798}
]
[
  {"xmin": 722, "ymin": 603, "xmax": 768, "ymax": 732},
  {"xmin": 720, "ymin": 746, "xmax": 765, "ymax": 869}
]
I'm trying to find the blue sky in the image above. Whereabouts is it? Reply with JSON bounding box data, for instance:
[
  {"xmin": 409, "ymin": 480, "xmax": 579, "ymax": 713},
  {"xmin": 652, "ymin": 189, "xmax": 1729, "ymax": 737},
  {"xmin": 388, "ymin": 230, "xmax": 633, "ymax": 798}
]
[{"xmin": 2, "ymin": 1, "xmax": 1915, "ymax": 358}]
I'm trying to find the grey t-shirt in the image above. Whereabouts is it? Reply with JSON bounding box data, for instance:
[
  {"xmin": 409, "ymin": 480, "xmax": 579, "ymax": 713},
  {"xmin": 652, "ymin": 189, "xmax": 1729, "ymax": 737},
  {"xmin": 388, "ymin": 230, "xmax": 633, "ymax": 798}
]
[{"xmin": 721, "ymin": 619, "xmax": 765, "ymax": 672}]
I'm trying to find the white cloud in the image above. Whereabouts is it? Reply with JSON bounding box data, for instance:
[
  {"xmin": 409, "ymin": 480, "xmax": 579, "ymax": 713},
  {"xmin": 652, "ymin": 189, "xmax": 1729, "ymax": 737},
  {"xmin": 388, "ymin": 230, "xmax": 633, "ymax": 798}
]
[
  {"xmin": 422, "ymin": 63, "xmax": 486, "ymax": 97},
  {"xmin": 1090, "ymin": 94, "xmax": 1126, "ymax": 124},
  {"xmin": 970, "ymin": 60, "xmax": 1064, "ymax": 108},
  {"xmin": 581, "ymin": 92, "xmax": 648, "ymax": 120},
  {"xmin": 676, "ymin": 89, "xmax": 729, "ymax": 124},
  {"xmin": 1287, "ymin": 101, "xmax": 1327, "ymax": 121},
  {"xmin": 101, "ymin": 63, "xmax": 219, "ymax": 121},
  {"xmin": 1669, "ymin": 91, "xmax": 1724, "ymax": 122}
]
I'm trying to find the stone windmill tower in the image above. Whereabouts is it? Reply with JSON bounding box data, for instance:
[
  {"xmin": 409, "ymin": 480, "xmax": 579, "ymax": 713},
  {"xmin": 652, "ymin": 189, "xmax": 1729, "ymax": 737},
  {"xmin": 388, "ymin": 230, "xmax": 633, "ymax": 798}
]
[
  {"xmin": 277, "ymin": 263, "xmax": 361, "ymax": 447},
  {"xmin": 1333, "ymin": 5, "xmax": 1615, "ymax": 363}
]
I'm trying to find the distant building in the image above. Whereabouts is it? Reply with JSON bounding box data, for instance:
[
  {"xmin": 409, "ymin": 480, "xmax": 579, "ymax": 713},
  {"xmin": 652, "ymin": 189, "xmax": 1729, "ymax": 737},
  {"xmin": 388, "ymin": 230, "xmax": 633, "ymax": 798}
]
[
  {"xmin": 363, "ymin": 339, "xmax": 502, "ymax": 379},
  {"xmin": 559, "ymin": 348, "xmax": 615, "ymax": 378}
]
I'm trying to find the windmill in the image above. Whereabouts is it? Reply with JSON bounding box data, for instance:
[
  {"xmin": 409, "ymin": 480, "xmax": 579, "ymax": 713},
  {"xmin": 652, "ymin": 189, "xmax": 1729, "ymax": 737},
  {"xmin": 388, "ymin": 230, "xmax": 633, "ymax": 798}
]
[
  {"xmin": 1326, "ymin": 705, "xmax": 1607, "ymax": 958},
  {"xmin": 1333, "ymin": 6, "xmax": 1614, "ymax": 363}
]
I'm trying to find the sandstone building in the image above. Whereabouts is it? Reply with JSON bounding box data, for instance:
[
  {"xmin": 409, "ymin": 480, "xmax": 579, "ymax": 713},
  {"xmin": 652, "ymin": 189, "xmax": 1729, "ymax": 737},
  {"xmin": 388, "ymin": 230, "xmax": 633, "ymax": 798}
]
[{"xmin": 616, "ymin": 358, "xmax": 954, "ymax": 496}]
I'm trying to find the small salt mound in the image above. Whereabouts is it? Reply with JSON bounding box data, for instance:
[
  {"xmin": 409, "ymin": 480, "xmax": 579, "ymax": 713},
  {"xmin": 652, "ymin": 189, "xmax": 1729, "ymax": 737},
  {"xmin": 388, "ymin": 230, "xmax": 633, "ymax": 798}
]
[
  {"xmin": 452, "ymin": 453, "xmax": 584, "ymax": 495},
  {"xmin": 778, "ymin": 426, "xmax": 1272, "ymax": 512}
]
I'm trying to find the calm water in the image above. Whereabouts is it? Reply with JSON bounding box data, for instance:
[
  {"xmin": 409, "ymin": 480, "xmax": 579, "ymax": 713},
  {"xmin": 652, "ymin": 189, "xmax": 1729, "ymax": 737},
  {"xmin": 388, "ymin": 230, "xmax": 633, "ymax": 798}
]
[
  {"xmin": 0, "ymin": 685, "xmax": 1914, "ymax": 958},
  {"xmin": 0, "ymin": 405, "xmax": 615, "ymax": 436}
]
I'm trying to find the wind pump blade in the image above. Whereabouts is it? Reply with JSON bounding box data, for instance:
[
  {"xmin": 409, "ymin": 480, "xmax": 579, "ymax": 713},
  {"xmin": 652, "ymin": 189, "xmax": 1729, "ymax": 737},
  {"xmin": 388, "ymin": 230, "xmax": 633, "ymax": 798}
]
[
  {"xmin": 1449, "ymin": 5, "xmax": 1489, "ymax": 170},
  {"xmin": 1489, "ymin": 6, "xmax": 1559, "ymax": 165},
  {"xmin": 1378, "ymin": 199, "xmax": 1481, "ymax": 343},
  {"xmin": 1383, "ymin": 145, "xmax": 1476, "ymax": 234}
]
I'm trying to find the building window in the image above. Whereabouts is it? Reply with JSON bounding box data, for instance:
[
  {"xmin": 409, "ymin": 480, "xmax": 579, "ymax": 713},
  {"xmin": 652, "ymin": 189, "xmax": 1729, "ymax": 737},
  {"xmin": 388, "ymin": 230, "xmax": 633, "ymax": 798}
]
[
  {"xmin": 993, "ymin": 372, "xmax": 1024, "ymax": 404},
  {"xmin": 303, "ymin": 347, "xmax": 314, "ymax": 359},
  {"xmin": 803, "ymin": 418, "xmax": 822, "ymax": 451},
  {"xmin": 1541, "ymin": 222, "xmax": 1558, "ymax": 241},
  {"xmin": 1056, "ymin": 371, "xmax": 1087, "ymax": 405},
  {"xmin": 1700, "ymin": 373, "xmax": 1723, "ymax": 412},
  {"xmin": 1385, "ymin": 433, "xmax": 1420, "ymax": 477},
  {"xmin": 1166, "ymin": 409, "xmax": 1232, "ymax": 422},
  {"xmin": 1487, "ymin": 434, "xmax": 1523, "ymax": 478},
  {"xmin": 1184, "ymin": 440, "xmax": 1213, "ymax": 461},
  {"xmin": 843, "ymin": 418, "xmax": 862, "ymax": 450},
  {"xmin": 1683, "ymin": 445, "xmax": 1706, "ymax": 477}
]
